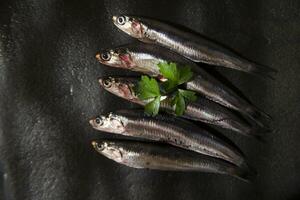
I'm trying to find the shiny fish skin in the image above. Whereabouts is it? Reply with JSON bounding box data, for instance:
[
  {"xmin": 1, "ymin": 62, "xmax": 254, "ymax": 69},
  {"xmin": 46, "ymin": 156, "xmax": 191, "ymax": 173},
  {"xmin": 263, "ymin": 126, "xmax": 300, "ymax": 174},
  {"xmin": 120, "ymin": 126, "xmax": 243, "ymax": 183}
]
[
  {"xmin": 112, "ymin": 15, "xmax": 276, "ymax": 78},
  {"xmin": 99, "ymin": 76, "xmax": 261, "ymax": 137},
  {"xmin": 89, "ymin": 109, "xmax": 247, "ymax": 168},
  {"xmin": 96, "ymin": 44, "xmax": 270, "ymax": 128},
  {"xmin": 92, "ymin": 139, "xmax": 253, "ymax": 182}
]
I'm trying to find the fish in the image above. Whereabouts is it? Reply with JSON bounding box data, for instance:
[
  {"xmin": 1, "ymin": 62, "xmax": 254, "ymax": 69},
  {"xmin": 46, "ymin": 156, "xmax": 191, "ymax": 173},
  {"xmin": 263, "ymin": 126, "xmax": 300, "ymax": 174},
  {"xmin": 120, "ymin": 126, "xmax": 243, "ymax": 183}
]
[
  {"xmin": 111, "ymin": 15, "xmax": 277, "ymax": 78},
  {"xmin": 98, "ymin": 76, "xmax": 264, "ymax": 138},
  {"xmin": 92, "ymin": 139, "xmax": 254, "ymax": 182},
  {"xmin": 89, "ymin": 109, "xmax": 247, "ymax": 168},
  {"xmin": 95, "ymin": 43, "xmax": 271, "ymax": 128}
]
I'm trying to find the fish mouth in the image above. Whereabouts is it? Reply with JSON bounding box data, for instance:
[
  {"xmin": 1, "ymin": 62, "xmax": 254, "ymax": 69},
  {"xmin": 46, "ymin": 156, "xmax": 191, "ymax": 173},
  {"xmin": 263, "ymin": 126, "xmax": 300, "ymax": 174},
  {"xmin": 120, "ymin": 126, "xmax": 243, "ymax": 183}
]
[
  {"xmin": 95, "ymin": 53, "xmax": 107, "ymax": 64},
  {"xmin": 112, "ymin": 16, "xmax": 117, "ymax": 23},
  {"xmin": 92, "ymin": 141, "xmax": 107, "ymax": 152},
  {"xmin": 89, "ymin": 119, "xmax": 94, "ymax": 126},
  {"xmin": 95, "ymin": 53, "xmax": 101, "ymax": 61},
  {"xmin": 98, "ymin": 78, "xmax": 103, "ymax": 85},
  {"xmin": 91, "ymin": 141, "xmax": 97, "ymax": 148}
]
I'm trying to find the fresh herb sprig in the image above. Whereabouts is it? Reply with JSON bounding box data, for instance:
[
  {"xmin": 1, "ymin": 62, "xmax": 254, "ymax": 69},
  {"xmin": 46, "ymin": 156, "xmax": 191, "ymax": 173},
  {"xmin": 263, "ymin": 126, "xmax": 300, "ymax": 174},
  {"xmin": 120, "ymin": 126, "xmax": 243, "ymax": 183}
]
[
  {"xmin": 172, "ymin": 89, "xmax": 197, "ymax": 116},
  {"xmin": 158, "ymin": 62, "xmax": 193, "ymax": 92},
  {"xmin": 137, "ymin": 62, "xmax": 197, "ymax": 116},
  {"xmin": 137, "ymin": 76, "xmax": 161, "ymax": 116}
]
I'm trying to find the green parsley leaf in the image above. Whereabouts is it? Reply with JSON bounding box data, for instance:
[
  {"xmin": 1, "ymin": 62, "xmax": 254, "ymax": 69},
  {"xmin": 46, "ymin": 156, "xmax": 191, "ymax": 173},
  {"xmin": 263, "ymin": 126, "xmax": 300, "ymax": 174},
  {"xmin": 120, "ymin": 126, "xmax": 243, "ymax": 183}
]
[
  {"xmin": 171, "ymin": 90, "xmax": 197, "ymax": 116},
  {"xmin": 162, "ymin": 80, "xmax": 178, "ymax": 92},
  {"xmin": 172, "ymin": 92, "xmax": 185, "ymax": 116},
  {"xmin": 144, "ymin": 95, "xmax": 161, "ymax": 116},
  {"xmin": 158, "ymin": 62, "xmax": 194, "ymax": 91},
  {"xmin": 178, "ymin": 66, "xmax": 193, "ymax": 84},
  {"xmin": 137, "ymin": 63, "xmax": 197, "ymax": 117},
  {"xmin": 178, "ymin": 89, "xmax": 197, "ymax": 102},
  {"xmin": 137, "ymin": 76, "xmax": 160, "ymax": 100},
  {"xmin": 158, "ymin": 62, "xmax": 179, "ymax": 82}
]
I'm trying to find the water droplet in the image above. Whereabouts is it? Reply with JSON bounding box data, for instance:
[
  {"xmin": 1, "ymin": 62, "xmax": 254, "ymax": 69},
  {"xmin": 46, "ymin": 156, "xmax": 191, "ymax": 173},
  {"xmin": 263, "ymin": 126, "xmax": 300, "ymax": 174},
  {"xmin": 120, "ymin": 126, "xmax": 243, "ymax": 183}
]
[{"xmin": 70, "ymin": 85, "xmax": 73, "ymax": 96}]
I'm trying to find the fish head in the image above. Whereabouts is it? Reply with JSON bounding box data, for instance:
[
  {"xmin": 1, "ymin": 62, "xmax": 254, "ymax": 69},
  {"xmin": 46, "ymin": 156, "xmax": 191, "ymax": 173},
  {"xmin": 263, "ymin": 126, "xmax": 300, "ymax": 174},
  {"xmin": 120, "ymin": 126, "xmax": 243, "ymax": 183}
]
[
  {"xmin": 92, "ymin": 141, "xmax": 123, "ymax": 162},
  {"xmin": 96, "ymin": 48, "xmax": 136, "ymax": 70},
  {"xmin": 98, "ymin": 77, "xmax": 138, "ymax": 100},
  {"xmin": 96, "ymin": 49, "xmax": 123, "ymax": 67},
  {"xmin": 89, "ymin": 114, "xmax": 127, "ymax": 134},
  {"xmin": 112, "ymin": 15, "xmax": 147, "ymax": 39}
]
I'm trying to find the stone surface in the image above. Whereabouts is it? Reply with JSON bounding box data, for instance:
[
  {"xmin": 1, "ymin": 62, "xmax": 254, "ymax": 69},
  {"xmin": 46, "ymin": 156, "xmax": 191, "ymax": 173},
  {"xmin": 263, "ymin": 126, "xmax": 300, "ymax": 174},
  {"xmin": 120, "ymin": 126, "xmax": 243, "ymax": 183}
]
[{"xmin": 0, "ymin": 0, "xmax": 299, "ymax": 199}]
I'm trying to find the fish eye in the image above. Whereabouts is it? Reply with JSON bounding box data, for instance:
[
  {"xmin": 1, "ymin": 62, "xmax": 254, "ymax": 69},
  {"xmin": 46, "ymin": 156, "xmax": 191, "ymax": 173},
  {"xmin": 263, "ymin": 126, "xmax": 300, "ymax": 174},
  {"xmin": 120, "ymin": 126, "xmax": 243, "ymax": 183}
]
[
  {"xmin": 101, "ymin": 52, "xmax": 111, "ymax": 61},
  {"xmin": 97, "ymin": 143, "xmax": 105, "ymax": 150},
  {"xmin": 95, "ymin": 117, "xmax": 103, "ymax": 126},
  {"xmin": 103, "ymin": 79, "xmax": 112, "ymax": 88},
  {"xmin": 94, "ymin": 142, "xmax": 106, "ymax": 151},
  {"xmin": 117, "ymin": 16, "xmax": 126, "ymax": 25}
]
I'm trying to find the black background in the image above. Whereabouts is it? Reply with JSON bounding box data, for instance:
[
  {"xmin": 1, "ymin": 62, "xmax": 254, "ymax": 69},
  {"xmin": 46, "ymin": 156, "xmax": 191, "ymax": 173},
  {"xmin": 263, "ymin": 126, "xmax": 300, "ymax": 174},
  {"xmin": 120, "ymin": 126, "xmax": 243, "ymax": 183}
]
[{"xmin": 0, "ymin": 0, "xmax": 299, "ymax": 199}]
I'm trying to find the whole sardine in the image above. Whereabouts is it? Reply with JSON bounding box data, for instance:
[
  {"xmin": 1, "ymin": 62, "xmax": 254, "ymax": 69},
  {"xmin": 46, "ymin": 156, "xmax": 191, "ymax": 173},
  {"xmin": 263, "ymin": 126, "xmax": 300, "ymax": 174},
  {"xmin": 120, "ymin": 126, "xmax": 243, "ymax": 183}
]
[
  {"xmin": 98, "ymin": 76, "xmax": 263, "ymax": 137},
  {"xmin": 89, "ymin": 109, "xmax": 247, "ymax": 168},
  {"xmin": 92, "ymin": 139, "xmax": 253, "ymax": 182},
  {"xmin": 96, "ymin": 44, "xmax": 270, "ymax": 127},
  {"xmin": 111, "ymin": 15, "xmax": 276, "ymax": 78}
]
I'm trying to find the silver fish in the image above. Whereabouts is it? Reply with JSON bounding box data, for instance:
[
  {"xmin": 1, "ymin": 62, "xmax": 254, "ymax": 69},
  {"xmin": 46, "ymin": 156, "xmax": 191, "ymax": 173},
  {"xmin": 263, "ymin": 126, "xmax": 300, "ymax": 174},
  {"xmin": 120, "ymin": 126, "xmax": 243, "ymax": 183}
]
[
  {"xmin": 92, "ymin": 139, "xmax": 254, "ymax": 182},
  {"xmin": 96, "ymin": 44, "xmax": 270, "ymax": 128},
  {"xmin": 112, "ymin": 15, "xmax": 276, "ymax": 78},
  {"xmin": 98, "ymin": 76, "xmax": 263, "ymax": 137},
  {"xmin": 89, "ymin": 109, "xmax": 247, "ymax": 168}
]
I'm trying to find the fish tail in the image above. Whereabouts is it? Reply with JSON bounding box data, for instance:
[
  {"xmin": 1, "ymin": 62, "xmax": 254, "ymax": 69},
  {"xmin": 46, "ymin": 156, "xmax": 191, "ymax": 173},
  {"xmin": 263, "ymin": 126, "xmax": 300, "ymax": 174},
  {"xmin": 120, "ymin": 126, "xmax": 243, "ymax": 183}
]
[
  {"xmin": 227, "ymin": 55, "xmax": 277, "ymax": 79},
  {"xmin": 247, "ymin": 62, "xmax": 277, "ymax": 80},
  {"xmin": 223, "ymin": 55, "xmax": 277, "ymax": 79},
  {"xmin": 247, "ymin": 125, "xmax": 273, "ymax": 142},
  {"xmin": 229, "ymin": 165, "xmax": 257, "ymax": 183},
  {"xmin": 248, "ymin": 131, "xmax": 266, "ymax": 143},
  {"xmin": 245, "ymin": 106, "xmax": 272, "ymax": 128}
]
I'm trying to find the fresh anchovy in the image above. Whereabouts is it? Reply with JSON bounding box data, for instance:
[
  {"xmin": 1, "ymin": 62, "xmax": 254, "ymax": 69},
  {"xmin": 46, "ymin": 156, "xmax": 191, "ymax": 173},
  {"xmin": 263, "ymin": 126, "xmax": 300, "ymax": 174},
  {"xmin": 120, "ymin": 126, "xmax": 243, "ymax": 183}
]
[
  {"xmin": 92, "ymin": 139, "xmax": 253, "ymax": 182},
  {"xmin": 89, "ymin": 109, "xmax": 247, "ymax": 168},
  {"xmin": 96, "ymin": 43, "xmax": 270, "ymax": 127},
  {"xmin": 98, "ymin": 76, "xmax": 263, "ymax": 137},
  {"xmin": 111, "ymin": 15, "xmax": 277, "ymax": 78}
]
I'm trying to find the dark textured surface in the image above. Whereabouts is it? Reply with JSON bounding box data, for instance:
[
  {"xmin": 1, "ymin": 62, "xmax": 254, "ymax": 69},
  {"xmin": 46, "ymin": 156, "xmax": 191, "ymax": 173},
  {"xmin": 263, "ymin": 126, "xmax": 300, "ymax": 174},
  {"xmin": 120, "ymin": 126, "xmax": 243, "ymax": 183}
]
[{"xmin": 0, "ymin": 0, "xmax": 299, "ymax": 199}]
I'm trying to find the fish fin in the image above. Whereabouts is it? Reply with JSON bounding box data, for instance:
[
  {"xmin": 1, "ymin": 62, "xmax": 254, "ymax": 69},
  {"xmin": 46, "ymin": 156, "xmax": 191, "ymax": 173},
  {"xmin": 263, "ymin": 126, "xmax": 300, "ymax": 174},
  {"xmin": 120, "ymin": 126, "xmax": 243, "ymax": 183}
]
[
  {"xmin": 138, "ymin": 38, "xmax": 155, "ymax": 44},
  {"xmin": 230, "ymin": 165, "xmax": 257, "ymax": 183}
]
